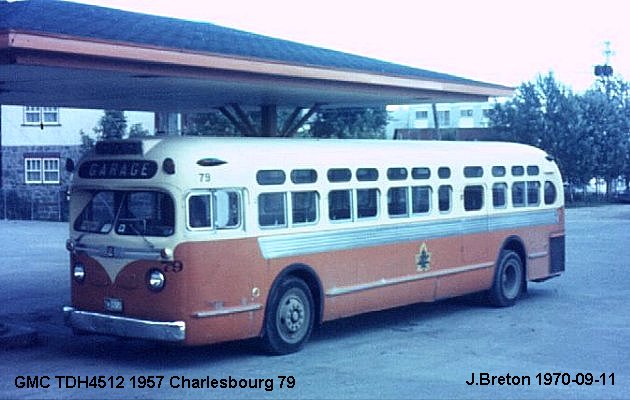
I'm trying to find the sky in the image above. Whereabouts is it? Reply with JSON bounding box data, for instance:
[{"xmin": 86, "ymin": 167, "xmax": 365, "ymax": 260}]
[{"xmin": 73, "ymin": 0, "xmax": 629, "ymax": 93}]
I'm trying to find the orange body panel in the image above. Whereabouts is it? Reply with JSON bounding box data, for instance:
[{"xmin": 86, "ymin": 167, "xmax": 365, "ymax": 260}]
[{"xmin": 70, "ymin": 212, "xmax": 564, "ymax": 346}]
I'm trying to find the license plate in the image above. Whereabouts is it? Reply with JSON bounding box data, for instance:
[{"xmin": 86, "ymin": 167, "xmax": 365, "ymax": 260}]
[{"xmin": 104, "ymin": 297, "xmax": 123, "ymax": 313}]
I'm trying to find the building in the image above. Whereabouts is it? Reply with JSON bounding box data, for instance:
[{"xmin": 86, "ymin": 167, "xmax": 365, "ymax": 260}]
[
  {"xmin": 0, "ymin": 105, "xmax": 153, "ymax": 220},
  {"xmin": 386, "ymin": 102, "xmax": 496, "ymax": 140}
]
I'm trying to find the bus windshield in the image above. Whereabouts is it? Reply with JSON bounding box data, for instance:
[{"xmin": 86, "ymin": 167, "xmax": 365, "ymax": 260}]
[{"xmin": 74, "ymin": 190, "xmax": 175, "ymax": 237}]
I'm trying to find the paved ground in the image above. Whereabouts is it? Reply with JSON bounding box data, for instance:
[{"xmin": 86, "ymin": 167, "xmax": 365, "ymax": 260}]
[{"xmin": 0, "ymin": 205, "xmax": 628, "ymax": 399}]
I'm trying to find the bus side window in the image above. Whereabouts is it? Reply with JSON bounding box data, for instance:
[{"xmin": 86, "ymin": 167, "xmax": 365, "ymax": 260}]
[
  {"xmin": 357, "ymin": 188, "xmax": 379, "ymax": 218},
  {"xmin": 527, "ymin": 181, "xmax": 540, "ymax": 206},
  {"xmin": 438, "ymin": 185, "xmax": 452, "ymax": 212},
  {"xmin": 387, "ymin": 187, "xmax": 409, "ymax": 217},
  {"xmin": 512, "ymin": 182, "xmax": 526, "ymax": 207},
  {"xmin": 411, "ymin": 186, "xmax": 431, "ymax": 214},
  {"xmin": 464, "ymin": 185, "xmax": 484, "ymax": 211},
  {"xmin": 215, "ymin": 190, "xmax": 241, "ymax": 229},
  {"xmin": 544, "ymin": 181, "xmax": 557, "ymax": 204},
  {"xmin": 329, "ymin": 190, "xmax": 352, "ymax": 221},
  {"xmin": 188, "ymin": 194, "xmax": 212, "ymax": 228},
  {"xmin": 292, "ymin": 191, "xmax": 318, "ymax": 224},
  {"xmin": 492, "ymin": 183, "xmax": 507, "ymax": 208},
  {"xmin": 258, "ymin": 192, "xmax": 287, "ymax": 227}
]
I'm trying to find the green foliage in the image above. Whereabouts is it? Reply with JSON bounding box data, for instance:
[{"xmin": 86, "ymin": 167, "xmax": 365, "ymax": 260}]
[
  {"xmin": 489, "ymin": 73, "xmax": 630, "ymax": 191},
  {"xmin": 307, "ymin": 107, "xmax": 388, "ymax": 139},
  {"xmin": 128, "ymin": 123, "xmax": 150, "ymax": 138},
  {"xmin": 182, "ymin": 111, "xmax": 238, "ymax": 136},
  {"xmin": 181, "ymin": 107, "xmax": 388, "ymax": 138},
  {"xmin": 79, "ymin": 129, "xmax": 95, "ymax": 152},
  {"xmin": 94, "ymin": 110, "xmax": 127, "ymax": 140}
]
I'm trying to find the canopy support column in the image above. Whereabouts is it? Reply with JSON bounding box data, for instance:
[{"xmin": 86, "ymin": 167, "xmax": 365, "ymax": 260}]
[
  {"xmin": 260, "ymin": 104, "xmax": 277, "ymax": 137},
  {"xmin": 282, "ymin": 104, "xmax": 320, "ymax": 137}
]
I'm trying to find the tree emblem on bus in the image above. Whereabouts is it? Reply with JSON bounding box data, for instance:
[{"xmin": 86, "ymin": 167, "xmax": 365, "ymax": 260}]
[{"xmin": 415, "ymin": 242, "xmax": 431, "ymax": 272}]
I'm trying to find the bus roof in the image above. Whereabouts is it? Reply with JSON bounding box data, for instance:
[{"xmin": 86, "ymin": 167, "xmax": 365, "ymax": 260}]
[{"xmin": 133, "ymin": 137, "xmax": 552, "ymax": 167}]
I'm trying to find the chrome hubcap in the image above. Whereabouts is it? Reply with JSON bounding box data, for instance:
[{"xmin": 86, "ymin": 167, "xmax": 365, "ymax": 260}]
[{"xmin": 276, "ymin": 290, "xmax": 309, "ymax": 343}]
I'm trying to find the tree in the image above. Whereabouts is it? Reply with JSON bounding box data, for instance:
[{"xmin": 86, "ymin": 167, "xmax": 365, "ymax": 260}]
[
  {"xmin": 128, "ymin": 123, "xmax": 150, "ymax": 138},
  {"xmin": 489, "ymin": 74, "xmax": 594, "ymax": 186},
  {"xmin": 94, "ymin": 110, "xmax": 127, "ymax": 140},
  {"xmin": 307, "ymin": 107, "xmax": 388, "ymax": 139},
  {"xmin": 79, "ymin": 129, "xmax": 95, "ymax": 152},
  {"xmin": 182, "ymin": 111, "xmax": 238, "ymax": 136},
  {"xmin": 181, "ymin": 106, "xmax": 389, "ymax": 138},
  {"xmin": 581, "ymin": 78, "xmax": 630, "ymax": 195},
  {"xmin": 490, "ymin": 72, "xmax": 630, "ymax": 198}
]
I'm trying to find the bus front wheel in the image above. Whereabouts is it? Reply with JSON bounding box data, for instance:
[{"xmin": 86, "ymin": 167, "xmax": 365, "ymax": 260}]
[
  {"xmin": 263, "ymin": 277, "xmax": 314, "ymax": 355},
  {"xmin": 489, "ymin": 250, "xmax": 524, "ymax": 307}
]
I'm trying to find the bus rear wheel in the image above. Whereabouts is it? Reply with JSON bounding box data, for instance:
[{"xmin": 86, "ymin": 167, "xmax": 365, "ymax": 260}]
[
  {"xmin": 263, "ymin": 277, "xmax": 314, "ymax": 355},
  {"xmin": 489, "ymin": 250, "xmax": 524, "ymax": 307}
]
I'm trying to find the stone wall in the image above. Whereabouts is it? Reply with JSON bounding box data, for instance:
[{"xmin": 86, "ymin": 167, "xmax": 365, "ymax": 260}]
[{"xmin": 1, "ymin": 145, "xmax": 84, "ymax": 221}]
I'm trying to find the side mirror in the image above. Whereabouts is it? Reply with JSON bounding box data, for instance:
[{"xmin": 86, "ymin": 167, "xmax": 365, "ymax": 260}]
[{"xmin": 65, "ymin": 158, "xmax": 75, "ymax": 173}]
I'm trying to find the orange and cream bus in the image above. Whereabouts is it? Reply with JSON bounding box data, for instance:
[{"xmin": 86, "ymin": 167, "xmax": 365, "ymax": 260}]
[{"xmin": 63, "ymin": 137, "xmax": 565, "ymax": 354}]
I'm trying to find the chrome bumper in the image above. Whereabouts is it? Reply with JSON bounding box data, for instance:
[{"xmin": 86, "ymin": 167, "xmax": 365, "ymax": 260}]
[{"xmin": 63, "ymin": 306, "xmax": 185, "ymax": 342}]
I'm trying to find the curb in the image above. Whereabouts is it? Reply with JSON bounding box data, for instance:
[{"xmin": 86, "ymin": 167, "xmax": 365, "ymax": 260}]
[{"xmin": 0, "ymin": 323, "xmax": 38, "ymax": 349}]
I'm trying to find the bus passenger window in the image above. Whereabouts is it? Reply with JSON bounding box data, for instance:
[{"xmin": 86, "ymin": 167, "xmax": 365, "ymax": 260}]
[
  {"xmin": 292, "ymin": 191, "xmax": 318, "ymax": 224},
  {"xmin": 215, "ymin": 190, "xmax": 241, "ymax": 229},
  {"xmin": 492, "ymin": 166, "xmax": 506, "ymax": 177},
  {"xmin": 357, "ymin": 188, "xmax": 379, "ymax": 218},
  {"xmin": 464, "ymin": 185, "xmax": 484, "ymax": 211},
  {"xmin": 492, "ymin": 183, "xmax": 507, "ymax": 208},
  {"xmin": 258, "ymin": 193, "xmax": 287, "ymax": 227},
  {"xmin": 328, "ymin": 169, "xmax": 352, "ymax": 183},
  {"xmin": 411, "ymin": 186, "xmax": 431, "ymax": 214},
  {"xmin": 527, "ymin": 181, "xmax": 540, "ymax": 206},
  {"xmin": 412, "ymin": 167, "xmax": 431, "ymax": 180},
  {"xmin": 387, "ymin": 167, "xmax": 408, "ymax": 181},
  {"xmin": 438, "ymin": 167, "xmax": 451, "ymax": 179},
  {"xmin": 463, "ymin": 166, "xmax": 483, "ymax": 178},
  {"xmin": 387, "ymin": 187, "xmax": 408, "ymax": 217},
  {"xmin": 511, "ymin": 166, "xmax": 525, "ymax": 176},
  {"xmin": 356, "ymin": 168, "xmax": 379, "ymax": 181},
  {"xmin": 512, "ymin": 182, "xmax": 526, "ymax": 207},
  {"xmin": 329, "ymin": 190, "xmax": 352, "ymax": 221},
  {"xmin": 257, "ymin": 170, "xmax": 286, "ymax": 185},
  {"xmin": 291, "ymin": 169, "xmax": 317, "ymax": 184},
  {"xmin": 527, "ymin": 165, "xmax": 540, "ymax": 176},
  {"xmin": 544, "ymin": 181, "xmax": 557, "ymax": 204},
  {"xmin": 438, "ymin": 185, "xmax": 452, "ymax": 212},
  {"xmin": 188, "ymin": 195, "xmax": 212, "ymax": 228}
]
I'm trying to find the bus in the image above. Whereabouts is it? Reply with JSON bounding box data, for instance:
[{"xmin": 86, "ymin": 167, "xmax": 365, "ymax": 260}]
[{"xmin": 63, "ymin": 137, "xmax": 565, "ymax": 354}]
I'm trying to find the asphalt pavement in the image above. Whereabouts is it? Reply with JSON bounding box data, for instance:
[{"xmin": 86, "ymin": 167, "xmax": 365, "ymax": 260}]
[{"xmin": 0, "ymin": 205, "xmax": 628, "ymax": 399}]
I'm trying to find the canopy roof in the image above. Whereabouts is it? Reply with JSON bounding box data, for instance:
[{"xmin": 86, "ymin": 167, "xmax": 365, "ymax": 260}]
[{"xmin": 0, "ymin": 0, "xmax": 513, "ymax": 112}]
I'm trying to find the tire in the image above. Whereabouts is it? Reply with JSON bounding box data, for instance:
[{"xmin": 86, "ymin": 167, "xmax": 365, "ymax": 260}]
[
  {"xmin": 488, "ymin": 250, "xmax": 524, "ymax": 307},
  {"xmin": 262, "ymin": 277, "xmax": 314, "ymax": 355}
]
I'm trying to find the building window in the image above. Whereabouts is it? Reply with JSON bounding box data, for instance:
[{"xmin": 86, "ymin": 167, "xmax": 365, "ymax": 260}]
[
  {"xmin": 23, "ymin": 107, "xmax": 60, "ymax": 125},
  {"xmin": 460, "ymin": 109, "xmax": 473, "ymax": 118},
  {"xmin": 415, "ymin": 111, "xmax": 429, "ymax": 119},
  {"xmin": 437, "ymin": 110, "xmax": 450, "ymax": 127},
  {"xmin": 24, "ymin": 157, "xmax": 60, "ymax": 184}
]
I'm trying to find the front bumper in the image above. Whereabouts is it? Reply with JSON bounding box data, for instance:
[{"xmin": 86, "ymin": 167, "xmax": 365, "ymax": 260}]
[{"xmin": 63, "ymin": 306, "xmax": 185, "ymax": 342}]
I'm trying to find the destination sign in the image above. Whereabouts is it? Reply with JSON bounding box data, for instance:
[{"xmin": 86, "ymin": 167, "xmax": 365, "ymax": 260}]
[{"xmin": 78, "ymin": 160, "xmax": 158, "ymax": 179}]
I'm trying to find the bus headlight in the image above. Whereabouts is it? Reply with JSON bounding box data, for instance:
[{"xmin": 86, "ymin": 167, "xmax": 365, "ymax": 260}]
[
  {"xmin": 73, "ymin": 263, "xmax": 86, "ymax": 283},
  {"xmin": 66, "ymin": 239, "xmax": 76, "ymax": 252},
  {"xmin": 147, "ymin": 269, "xmax": 165, "ymax": 292}
]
